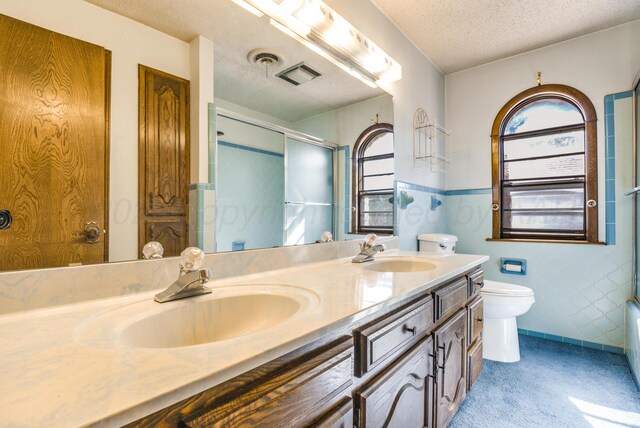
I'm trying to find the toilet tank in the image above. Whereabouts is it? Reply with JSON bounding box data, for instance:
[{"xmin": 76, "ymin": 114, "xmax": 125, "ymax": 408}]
[{"xmin": 418, "ymin": 233, "xmax": 458, "ymax": 254}]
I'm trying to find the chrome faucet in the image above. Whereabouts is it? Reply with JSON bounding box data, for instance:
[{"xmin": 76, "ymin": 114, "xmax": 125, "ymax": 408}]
[
  {"xmin": 352, "ymin": 234, "xmax": 385, "ymax": 263},
  {"xmin": 154, "ymin": 247, "xmax": 213, "ymax": 303}
]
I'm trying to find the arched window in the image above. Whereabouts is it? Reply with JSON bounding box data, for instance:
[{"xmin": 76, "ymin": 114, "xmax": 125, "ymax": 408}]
[
  {"xmin": 491, "ymin": 84, "xmax": 598, "ymax": 243},
  {"xmin": 352, "ymin": 123, "xmax": 394, "ymax": 234}
]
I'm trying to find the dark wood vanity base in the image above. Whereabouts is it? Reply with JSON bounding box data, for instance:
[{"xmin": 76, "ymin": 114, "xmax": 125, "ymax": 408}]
[{"xmin": 126, "ymin": 267, "xmax": 484, "ymax": 428}]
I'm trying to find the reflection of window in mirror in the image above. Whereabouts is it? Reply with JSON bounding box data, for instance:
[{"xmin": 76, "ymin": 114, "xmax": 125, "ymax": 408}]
[{"xmin": 352, "ymin": 124, "xmax": 394, "ymax": 234}]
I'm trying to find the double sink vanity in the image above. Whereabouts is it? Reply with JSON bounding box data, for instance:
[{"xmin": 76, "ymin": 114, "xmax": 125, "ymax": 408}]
[{"xmin": 0, "ymin": 246, "xmax": 488, "ymax": 427}]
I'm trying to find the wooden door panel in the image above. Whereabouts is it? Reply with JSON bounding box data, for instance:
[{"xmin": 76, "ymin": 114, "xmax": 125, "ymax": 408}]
[
  {"xmin": 356, "ymin": 336, "xmax": 433, "ymax": 428},
  {"xmin": 434, "ymin": 309, "xmax": 467, "ymax": 428},
  {"xmin": 144, "ymin": 220, "xmax": 187, "ymax": 258},
  {"xmin": 0, "ymin": 14, "xmax": 109, "ymax": 271},
  {"xmin": 138, "ymin": 65, "xmax": 189, "ymax": 257}
]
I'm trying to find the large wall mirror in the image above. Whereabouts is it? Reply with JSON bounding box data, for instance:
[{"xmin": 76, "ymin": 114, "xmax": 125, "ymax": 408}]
[{"xmin": 0, "ymin": 0, "xmax": 394, "ymax": 272}]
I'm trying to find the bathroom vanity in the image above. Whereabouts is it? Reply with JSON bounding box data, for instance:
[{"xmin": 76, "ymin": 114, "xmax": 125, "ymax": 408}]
[
  {"xmin": 0, "ymin": 250, "xmax": 487, "ymax": 427},
  {"xmin": 128, "ymin": 263, "xmax": 486, "ymax": 427}
]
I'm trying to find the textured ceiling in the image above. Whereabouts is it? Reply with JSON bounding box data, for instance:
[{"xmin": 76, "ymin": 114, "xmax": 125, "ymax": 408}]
[
  {"xmin": 85, "ymin": 0, "xmax": 383, "ymax": 122},
  {"xmin": 372, "ymin": 0, "xmax": 640, "ymax": 74}
]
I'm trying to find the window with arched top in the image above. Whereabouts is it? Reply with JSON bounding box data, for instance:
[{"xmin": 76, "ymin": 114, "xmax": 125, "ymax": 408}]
[
  {"xmin": 491, "ymin": 84, "xmax": 598, "ymax": 243},
  {"xmin": 352, "ymin": 123, "xmax": 394, "ymax": 234}
]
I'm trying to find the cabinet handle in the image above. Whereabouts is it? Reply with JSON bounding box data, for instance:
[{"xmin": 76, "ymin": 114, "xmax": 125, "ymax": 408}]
[
  {"xmin": 403, "ymin": 325, "xmax": 417, "ymax": 336},
  {"xmin": 477, "ymin": 318, "xmax": 483, "ymax": 323}
]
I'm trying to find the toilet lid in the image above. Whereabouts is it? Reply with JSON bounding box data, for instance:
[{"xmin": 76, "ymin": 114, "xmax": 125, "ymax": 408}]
[{"xmin": 482, "ymin": 280, "xmax": 534, "ymax": 297}]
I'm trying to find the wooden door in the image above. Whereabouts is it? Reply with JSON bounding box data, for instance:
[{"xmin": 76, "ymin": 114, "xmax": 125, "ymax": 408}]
[
  {"xmin": 138, "ymin": 65, "xmax": 189, "ymax": 258},
  {"xmin": 433, "ymin": 309, "xmax": 467, "ymax": 428},
  {"xmin": 355, "ymin": 336, "xmax": 434, "ymax": 428},
  {"xmin": 0, "ymin": 14, "xmax": 110, "ymax": 271}
]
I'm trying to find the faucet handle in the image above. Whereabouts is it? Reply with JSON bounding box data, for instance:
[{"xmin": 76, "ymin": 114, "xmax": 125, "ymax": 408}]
[
  {"xmin": 360, "ymin": 233, "xmax": 377, "ymax": 251},
  {"xmin": 142, "ymin": 241, "xmax": 164, "ymax": 259},
  {"xmin": 180, "ymin": 247, "xmax": 205, "ymax": 272}
]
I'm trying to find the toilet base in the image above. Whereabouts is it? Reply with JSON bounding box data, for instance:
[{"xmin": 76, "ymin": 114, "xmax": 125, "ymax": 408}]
[{"xmin": 482, "ymin": 317, "xmax": 521, "ymax": 363}]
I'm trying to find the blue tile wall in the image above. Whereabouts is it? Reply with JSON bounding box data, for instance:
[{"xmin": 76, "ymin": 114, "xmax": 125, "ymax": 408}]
[
  {"xmin": 603, "ymin": 91, "xmax": 631, "ymax": 244},
  {"xmin": 518, "ymin": 328, "xmax": 624, "ymax": 354}
]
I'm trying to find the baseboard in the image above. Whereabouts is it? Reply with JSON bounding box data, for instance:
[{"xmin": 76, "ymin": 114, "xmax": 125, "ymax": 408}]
[{"xmin": 517, "ymin": 328, "xmax": 624, "ymax": 355}]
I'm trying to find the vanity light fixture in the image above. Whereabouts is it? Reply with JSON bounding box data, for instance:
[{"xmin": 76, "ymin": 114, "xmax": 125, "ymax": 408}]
[
  {"xmin": 230, "ymin": 0, "xmax": 264, "ymax": 17},
  {"xmin": 232, "ymin": 0, "xmax": 402, "ymax": 88}
]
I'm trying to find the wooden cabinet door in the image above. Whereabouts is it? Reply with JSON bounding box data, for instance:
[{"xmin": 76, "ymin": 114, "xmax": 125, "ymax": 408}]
[
  {"xmin": 355, "ymin": 336, "xmax": 434, "ymax": 428},
  {"xmin": 0, "ymin": 14, "xmax": 110, "ymax": 271},
  {"xmin": 467, "ymin": 339, "xmax": 483, "ymax": 391},
  {"xmin": 467, "ymin": 296, "xmax": 483, "ymax": 345},
  {"xmin": 183, "ymin": 338, "xmax": 353, "ymax": 428},
  {"xmin": 433, "ymin": 309, "xmax": 467, "ymax": 428},
  {"xmin": 138, "ymin": 65, "xmax": 189, "ymax": 258}
]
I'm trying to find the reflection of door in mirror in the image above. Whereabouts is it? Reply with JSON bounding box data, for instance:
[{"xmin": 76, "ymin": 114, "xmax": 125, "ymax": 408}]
[
  {"xmin": 285, "ymin": 137, "xmax": 334, "ymax": 246},
  {"xmin": 138, "ymin": 65, "xmax": 190, "ymax": 258},
  {"xmin": 0, "ymin": 14, "xmax": 110, "ymax": 272}
]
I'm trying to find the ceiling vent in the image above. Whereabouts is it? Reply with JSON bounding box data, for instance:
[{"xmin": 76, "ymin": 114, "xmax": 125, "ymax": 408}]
[{"xmin": 276, "ymin": 62, "xmax": 321, "ymax": 86}]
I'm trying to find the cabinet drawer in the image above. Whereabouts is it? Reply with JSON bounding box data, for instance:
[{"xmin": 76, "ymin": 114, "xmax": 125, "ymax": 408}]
[
  {"xmin": 184, "ymin": 338, "xmax": 353, "ymax": 428},
  {"xmin": 467, "ymin": 296, "xmax": 483, "ymax": 345},
  {"xmin": 355, "ymin": 336, "xmax": 433, "ymax": 428},
  {"xmin": 310, "ymin": 396, "xmax": 353, "ymax": 428},
  {"xmin": 354, "ymin": 296, "xmax": 434, "ymax": 377},
  {"xmin": 467, "ymin": 339, "xmax": 483, "ymax": 391},
  {"xmin": 468, "ymin": 269, "xmax": 484, "ymax": 298},
  {"xmin": 434, "ymin": 278, "xmax": 467, "ymax": 321}
]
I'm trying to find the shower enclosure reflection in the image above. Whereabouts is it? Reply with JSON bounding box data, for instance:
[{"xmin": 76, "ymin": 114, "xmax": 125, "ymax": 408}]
[{"xmin": 215, "ymin": 111, "xmax": 336, "ymax": 252}]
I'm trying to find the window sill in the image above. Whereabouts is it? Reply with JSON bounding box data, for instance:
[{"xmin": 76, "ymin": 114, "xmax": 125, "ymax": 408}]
[{"xmin": 486, "ymin": 238, "xmax": 606, "ymax": 245}]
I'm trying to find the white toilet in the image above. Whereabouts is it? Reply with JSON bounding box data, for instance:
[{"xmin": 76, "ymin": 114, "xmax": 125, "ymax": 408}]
[
  {"xmin": 482, "ymin": 280, "xmax": 535, "ymax": 363},
  {"xmin": 417, "ymin": 233, "xmax": 458, "ymax": 254},
  {"xmin": 417, "ymin": 234, "xmax": 535, "ymax": 363}
]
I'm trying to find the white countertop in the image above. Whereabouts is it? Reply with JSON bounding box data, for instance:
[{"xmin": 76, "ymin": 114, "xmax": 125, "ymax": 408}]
[{"xmin": 0, "ymin": 251, "xmax": 488, "ymax": 427}]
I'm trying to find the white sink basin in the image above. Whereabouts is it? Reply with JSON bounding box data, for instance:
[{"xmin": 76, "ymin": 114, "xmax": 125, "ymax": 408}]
[
  {"xmin": 75, "ymin": 285, "xmax": 318, "ymax": 349},
  {"xmin": 121, "ymin": 293, "xmax": 301, "ymax": 348},
  {"xmin": 364, "ymin": 257, "xmax": 437, "ymax": 273}
]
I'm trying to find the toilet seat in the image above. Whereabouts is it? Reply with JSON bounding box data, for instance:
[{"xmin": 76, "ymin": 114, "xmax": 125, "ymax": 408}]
[{"xmin": 482, "ymin": 280, "xmax": 534, "ymax": 297}]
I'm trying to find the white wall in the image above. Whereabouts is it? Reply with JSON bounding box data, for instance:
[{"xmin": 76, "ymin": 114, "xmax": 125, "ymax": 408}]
[
  {"xmin": 446, "ymin": 20, "xmax": 640, "ymax": 193},
  {"xmin": 293, "ymin": 94, "xmax": 394, "ymax": 144},
  {"xmin": 0, "ymin": 0, "xmax": 192, "ymax": 262},
  {"xmin": 326, "ymin": 0, "xmax": 447, "ymax": 193},
  {"xmin": 445, "ymin": 21, "xmax": 640, "ymax": 348}
]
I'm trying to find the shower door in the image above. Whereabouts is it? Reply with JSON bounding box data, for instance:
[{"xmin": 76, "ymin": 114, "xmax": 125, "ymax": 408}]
[{"xmin": 284, "ymin": 137, "xmax": 335, "ymax": 246}]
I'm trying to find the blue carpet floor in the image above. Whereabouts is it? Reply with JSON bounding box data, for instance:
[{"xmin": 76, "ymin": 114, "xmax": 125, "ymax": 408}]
[{"xmin": 449, "ymin": 335, "xmax": 640, "ymax": 428}]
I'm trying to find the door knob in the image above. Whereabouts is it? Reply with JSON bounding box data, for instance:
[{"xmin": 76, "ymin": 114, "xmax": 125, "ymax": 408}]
[
  {"xmin": 75, "ymin": 221, "xmax": 100, "ymax": 244},
  {"xmin": 0, "ymin": 210, "xmax": 12, "ymax": 230}
]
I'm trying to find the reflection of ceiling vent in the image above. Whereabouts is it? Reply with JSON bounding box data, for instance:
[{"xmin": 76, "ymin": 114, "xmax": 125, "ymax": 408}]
[
  {"xmin": 247, "ymin": 48, "xmax": 285, "ymax": 77},
  {"xmin": 276, "ymin": 63, "xmax": 321, "ymax": 86}
]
